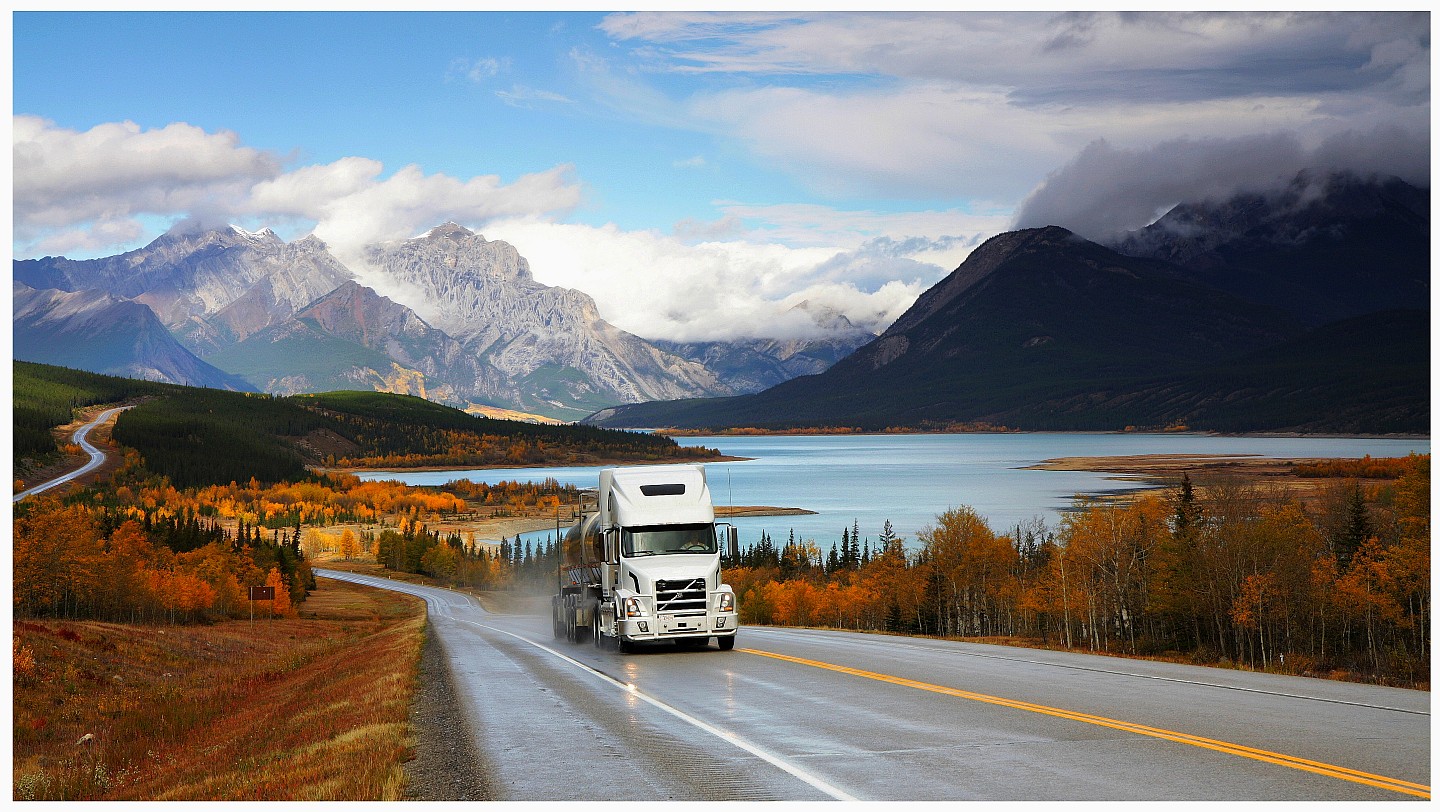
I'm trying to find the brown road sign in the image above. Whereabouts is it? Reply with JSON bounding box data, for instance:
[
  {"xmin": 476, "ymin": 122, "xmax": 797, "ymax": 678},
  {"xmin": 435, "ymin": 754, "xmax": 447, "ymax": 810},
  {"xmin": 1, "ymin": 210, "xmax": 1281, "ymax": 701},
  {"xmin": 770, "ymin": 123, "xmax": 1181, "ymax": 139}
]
[{"xmin": 249, "ymin": 585, "xmax": 275, "ymax": 601}]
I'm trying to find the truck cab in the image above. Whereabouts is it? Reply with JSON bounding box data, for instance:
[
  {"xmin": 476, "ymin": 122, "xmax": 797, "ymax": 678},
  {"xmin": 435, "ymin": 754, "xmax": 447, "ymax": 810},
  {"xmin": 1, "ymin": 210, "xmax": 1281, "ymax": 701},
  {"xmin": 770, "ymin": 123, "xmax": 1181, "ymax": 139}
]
[{"xmin": 553, "ymin": 465, "xmax": 739, "ymax": 651}]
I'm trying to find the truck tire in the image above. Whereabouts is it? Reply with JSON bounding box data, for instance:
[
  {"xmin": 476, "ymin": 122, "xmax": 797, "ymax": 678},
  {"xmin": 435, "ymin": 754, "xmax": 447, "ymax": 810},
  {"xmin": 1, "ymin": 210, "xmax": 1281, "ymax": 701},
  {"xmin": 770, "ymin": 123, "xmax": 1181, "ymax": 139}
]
[{"xmin": 718, "ymin": 635, "xmax": 736, "ymax": 651}]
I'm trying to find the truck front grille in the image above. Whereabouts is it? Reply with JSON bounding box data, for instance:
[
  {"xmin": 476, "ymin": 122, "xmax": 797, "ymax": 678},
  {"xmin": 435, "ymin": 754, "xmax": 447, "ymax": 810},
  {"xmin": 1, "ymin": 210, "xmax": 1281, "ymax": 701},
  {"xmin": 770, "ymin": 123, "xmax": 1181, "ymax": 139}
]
[{"xmin": 655, "ymin": 578, "xmax": 707, "ymax": 614}]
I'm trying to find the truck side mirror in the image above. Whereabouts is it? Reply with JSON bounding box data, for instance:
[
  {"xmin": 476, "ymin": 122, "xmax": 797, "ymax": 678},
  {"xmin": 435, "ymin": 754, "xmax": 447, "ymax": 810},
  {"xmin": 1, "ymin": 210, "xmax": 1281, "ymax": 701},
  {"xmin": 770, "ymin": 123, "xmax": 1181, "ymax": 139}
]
[
  {"xmin": 727, "ymin": 526, "xmax": 739, "ymax": 560},
  {"xmin": 604, "ymin": 529, "xmax": 618, "ymax": 563}
]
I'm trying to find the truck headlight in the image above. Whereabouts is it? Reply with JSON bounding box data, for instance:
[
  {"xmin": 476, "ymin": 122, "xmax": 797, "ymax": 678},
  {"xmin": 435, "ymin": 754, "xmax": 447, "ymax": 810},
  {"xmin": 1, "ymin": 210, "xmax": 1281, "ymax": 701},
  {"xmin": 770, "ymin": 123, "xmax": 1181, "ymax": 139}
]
[
  {"xmin": 717, "ymin": 592, "xmax": 735, "ymax": 612},
  {"xmin": 624, "ymin": 597, "xmax": 644, "ymax": 617}
]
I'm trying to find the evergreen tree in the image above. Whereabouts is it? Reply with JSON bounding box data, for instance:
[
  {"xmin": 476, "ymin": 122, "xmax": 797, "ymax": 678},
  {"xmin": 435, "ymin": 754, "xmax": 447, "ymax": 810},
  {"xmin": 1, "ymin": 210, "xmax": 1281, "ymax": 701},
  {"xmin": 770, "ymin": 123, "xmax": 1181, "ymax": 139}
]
[
  {"xmin": 1337, "ymin": 482, "xmax": 1371, "ymax": 570},
  {"xmin": 1171, "ymin": 472, "xmax": 1203, "ymax": 539}
]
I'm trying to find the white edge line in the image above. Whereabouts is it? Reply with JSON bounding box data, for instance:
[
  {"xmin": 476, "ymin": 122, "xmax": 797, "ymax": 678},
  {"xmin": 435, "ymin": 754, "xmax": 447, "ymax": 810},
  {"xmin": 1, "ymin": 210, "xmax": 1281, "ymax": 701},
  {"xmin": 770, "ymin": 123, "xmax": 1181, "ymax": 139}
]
[
  {"xmin": 464, "ymin": 620, "xmax": 860, "ymax": 802},
  {"xmin": 319, "ymin": 569, "xmax": 855, "ymax": 799}
]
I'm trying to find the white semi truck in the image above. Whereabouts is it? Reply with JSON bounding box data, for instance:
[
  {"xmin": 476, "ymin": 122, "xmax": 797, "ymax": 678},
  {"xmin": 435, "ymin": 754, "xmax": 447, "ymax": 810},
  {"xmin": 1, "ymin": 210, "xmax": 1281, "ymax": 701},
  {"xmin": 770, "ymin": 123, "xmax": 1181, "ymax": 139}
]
[{"xmin": 552, "ymin": 464, "xmax": 739, "ymax": 651}]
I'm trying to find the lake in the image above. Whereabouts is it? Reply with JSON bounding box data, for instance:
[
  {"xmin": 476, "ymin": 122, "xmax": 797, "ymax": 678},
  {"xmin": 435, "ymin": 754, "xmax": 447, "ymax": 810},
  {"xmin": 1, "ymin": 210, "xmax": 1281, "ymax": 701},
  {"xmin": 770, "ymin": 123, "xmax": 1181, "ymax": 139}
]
[{"xmin": 355, "ymin": 433, "xmax": 1429, "ymax": 549}]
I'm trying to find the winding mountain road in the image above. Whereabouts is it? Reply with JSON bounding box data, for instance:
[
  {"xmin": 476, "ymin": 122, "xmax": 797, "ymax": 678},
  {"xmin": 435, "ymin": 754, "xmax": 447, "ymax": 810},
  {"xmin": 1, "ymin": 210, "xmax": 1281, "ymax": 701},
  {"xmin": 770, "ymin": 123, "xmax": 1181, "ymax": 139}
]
[
  {"xmin": 14, "ymin": 406, "xmax": 133, "ymax": 502},
  {"xmin": 319, "ymin": 568, "xmax": 1430, "ymax": 802}
]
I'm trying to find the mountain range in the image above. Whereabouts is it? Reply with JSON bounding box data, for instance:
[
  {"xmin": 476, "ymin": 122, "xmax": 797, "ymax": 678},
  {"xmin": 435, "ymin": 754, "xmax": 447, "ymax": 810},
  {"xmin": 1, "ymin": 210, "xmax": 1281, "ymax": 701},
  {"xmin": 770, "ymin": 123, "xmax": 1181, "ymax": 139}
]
[
  {"xmin": 13, "ymin": 223, "xmax": 862, "ymax": 421},
  {"xmin": 13, "ymin": 171, "xmax": 1426, "ymax": 433},
  {"xmin": 587, "ymin": 172, "xmax": 1429, "ymax": 434}
]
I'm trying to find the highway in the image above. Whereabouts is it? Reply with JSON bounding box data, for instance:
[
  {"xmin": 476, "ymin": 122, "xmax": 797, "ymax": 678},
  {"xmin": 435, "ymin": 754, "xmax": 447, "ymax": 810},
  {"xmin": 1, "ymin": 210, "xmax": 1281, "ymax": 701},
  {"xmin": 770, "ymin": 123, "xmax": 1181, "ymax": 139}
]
[
  {"xmin": 13, "ymin": 406, "xmax": 133, "ymax": 503},
  {"xmin": 318, "ymin": 568, "xmax": 1430, "ymax": 802}
]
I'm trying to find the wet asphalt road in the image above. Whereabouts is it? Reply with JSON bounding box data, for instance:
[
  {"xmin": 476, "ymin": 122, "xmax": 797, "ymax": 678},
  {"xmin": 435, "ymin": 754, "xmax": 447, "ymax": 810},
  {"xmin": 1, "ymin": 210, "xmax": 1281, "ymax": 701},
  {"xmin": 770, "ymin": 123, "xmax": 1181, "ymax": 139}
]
[{"xmin": 318, "ymin": 569, "xmax": 1430, "ymax": 802}]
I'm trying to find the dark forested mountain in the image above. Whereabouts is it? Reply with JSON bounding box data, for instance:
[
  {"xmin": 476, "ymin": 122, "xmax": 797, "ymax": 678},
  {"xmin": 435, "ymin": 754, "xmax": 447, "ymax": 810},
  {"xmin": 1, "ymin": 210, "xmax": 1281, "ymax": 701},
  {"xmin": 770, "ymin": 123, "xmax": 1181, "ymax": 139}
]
[
  {"xmin": 1111, "ymin": 171, "xmax": 1429, "ymax": 326},
  {"xmin": 587, "ymin": 179, "xmax": 1429, "ymax": 435},
  {"xmin": 13, "ymin": 281, "xmax": 253, "ymax": 391}
]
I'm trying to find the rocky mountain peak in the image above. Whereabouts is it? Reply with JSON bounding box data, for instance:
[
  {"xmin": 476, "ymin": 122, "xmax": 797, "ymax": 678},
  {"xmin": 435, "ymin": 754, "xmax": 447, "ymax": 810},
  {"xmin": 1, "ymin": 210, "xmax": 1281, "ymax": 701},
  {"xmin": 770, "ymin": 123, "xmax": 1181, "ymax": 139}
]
[{"xmin": 420, "ymin": 221, "xmax": 477, "ymax": 242}]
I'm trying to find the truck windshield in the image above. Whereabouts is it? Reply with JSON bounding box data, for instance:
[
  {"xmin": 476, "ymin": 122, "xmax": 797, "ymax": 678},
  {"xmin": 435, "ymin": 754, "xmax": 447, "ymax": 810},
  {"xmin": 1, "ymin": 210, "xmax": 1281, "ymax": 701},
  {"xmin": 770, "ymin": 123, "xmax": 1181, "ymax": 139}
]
[{"xmin": 622, "ymin": 523, "xmax": 717, "ymax": 557}]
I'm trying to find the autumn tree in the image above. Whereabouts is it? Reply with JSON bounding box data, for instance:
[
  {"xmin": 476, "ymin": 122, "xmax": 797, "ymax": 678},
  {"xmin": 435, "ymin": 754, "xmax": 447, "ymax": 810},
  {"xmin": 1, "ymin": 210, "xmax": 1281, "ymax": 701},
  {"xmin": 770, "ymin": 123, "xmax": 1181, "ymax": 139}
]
[{"xmin": 921, "ymin": 507, "xmax": 1017, "ymax": 637}]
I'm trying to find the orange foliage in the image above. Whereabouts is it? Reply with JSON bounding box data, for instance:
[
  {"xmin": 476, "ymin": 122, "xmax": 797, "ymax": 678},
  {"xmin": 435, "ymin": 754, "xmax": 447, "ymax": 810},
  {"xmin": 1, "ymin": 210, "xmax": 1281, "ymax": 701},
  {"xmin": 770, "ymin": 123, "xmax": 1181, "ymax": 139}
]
[
  {"xmin": 14, "ymin": 502, "xmax": 296, "ymax": 625},
  {"xmin": 1292, "ymin": 454, "xmax": 1421, "ymax": 479},
  {"xmin": 727, "ymin": 454, "xmax": 1428, "ymax": 685}
]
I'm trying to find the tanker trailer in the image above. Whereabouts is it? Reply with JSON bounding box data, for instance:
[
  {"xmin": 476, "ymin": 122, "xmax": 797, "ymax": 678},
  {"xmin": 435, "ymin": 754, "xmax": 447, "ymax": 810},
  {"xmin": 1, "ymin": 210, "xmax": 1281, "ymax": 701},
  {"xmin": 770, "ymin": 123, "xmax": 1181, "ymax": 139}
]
[{"xmin": 552, "ymin": 464, "xmax": 739, "ymax": 651}]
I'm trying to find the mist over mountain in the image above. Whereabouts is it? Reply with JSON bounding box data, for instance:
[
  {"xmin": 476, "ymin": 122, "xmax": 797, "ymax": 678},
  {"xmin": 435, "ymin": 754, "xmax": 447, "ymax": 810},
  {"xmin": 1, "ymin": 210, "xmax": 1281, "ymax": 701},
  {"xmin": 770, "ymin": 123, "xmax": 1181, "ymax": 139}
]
[
  {"xmin": 353, "ymin": 223, "xmax": 735, "ymax": 418},
  {"xmin": 1110, "ymin": 171, "xmax": 1429, "ymax": 326},
  {"xmin": 654, "ymin": 301, "xmax": 875, "ymax": 394}
]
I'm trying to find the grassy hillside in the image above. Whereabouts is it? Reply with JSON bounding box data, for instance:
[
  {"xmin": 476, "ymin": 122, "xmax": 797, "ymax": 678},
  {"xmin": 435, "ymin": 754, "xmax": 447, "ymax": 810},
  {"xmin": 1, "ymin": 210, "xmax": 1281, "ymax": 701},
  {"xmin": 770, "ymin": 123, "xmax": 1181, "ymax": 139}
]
[
  {"xmin": 13, "ymin": 578, "xmax": 423, "ymax": 800},
  {"xmin": 15, "ymin": 361, "xmax": 719, "ymax": 489}
]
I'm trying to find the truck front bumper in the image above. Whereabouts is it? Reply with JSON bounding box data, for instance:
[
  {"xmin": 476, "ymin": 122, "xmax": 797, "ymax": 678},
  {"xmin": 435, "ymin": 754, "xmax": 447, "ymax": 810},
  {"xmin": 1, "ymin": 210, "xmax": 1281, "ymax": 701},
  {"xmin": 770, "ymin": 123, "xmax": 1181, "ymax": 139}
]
[{"xmin": 620, "ymin": 611, "xmax": 737, "ymax": 641}]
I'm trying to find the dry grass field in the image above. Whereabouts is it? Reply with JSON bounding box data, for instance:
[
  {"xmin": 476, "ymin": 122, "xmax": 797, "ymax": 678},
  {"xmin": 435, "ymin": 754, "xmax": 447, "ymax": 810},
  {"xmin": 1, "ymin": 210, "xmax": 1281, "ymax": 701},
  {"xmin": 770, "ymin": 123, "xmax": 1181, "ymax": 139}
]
[{"xmin": 12, "ymin": 576, "xmax": 424, "ymax": 800}]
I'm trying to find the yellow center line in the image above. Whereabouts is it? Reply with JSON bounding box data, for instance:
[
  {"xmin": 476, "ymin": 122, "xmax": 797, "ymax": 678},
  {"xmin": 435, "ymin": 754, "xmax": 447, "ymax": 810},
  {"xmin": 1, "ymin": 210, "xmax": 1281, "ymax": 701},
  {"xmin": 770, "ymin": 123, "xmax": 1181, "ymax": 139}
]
[{"xmin": 742, "ymin": 647, "xmax": 1430, "ymax": 800}]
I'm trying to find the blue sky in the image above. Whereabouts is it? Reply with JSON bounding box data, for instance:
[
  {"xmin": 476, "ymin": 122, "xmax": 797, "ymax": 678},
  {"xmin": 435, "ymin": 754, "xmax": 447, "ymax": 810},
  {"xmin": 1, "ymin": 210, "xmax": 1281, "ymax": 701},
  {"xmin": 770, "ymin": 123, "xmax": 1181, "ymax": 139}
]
[{"xmin": 12, "ymin": 11, "xmax": 1430, "ymax": 341}]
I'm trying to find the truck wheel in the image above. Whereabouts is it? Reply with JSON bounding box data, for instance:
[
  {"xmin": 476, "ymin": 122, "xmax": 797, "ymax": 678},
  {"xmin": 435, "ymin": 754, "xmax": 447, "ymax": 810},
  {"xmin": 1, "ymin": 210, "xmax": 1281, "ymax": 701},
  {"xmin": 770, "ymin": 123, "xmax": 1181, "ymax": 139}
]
[{"xmin": 718, "ymin": 635, "xmax": 736, "ymax": 651}]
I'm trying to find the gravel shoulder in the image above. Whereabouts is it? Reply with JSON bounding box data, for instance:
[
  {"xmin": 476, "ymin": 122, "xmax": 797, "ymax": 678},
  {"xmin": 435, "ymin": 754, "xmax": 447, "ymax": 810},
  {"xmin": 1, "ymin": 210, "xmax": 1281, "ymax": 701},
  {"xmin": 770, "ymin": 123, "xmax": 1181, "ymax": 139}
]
[{"xmin": 404, "ymin": 620, "xmax": 496, "ymax": 800}]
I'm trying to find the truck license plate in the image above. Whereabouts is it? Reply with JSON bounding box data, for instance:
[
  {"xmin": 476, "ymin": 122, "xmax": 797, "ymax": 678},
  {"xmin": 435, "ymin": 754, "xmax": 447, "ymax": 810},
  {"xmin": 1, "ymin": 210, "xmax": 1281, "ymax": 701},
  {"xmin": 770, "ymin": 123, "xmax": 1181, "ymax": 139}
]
[{"xmin": 662, "ymin": 615, "xmax": 698, "ymax": 632}]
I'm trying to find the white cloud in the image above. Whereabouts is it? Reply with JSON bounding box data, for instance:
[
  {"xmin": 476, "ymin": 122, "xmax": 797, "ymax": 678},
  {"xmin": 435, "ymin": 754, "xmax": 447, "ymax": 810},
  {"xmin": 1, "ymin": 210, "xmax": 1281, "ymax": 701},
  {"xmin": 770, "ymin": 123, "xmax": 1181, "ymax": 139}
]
[
  {"xmin": 599, "ymin": 12, "xmax": 1429, "ymax": 203},
  {"xmin": 246, "ymin": 156, "xmax": 385, "ymax": 218},
  {"xmin": 29, "ymin": 219, "xmax": 149, "ymax": 258},
  {"xmin": 1015, "ymin": 126, "xmax": 1432, "ymax": 240},
  {"xmin": 495, "ymin": 85, "xmax": 574, "ymax": 108},
  {"xmin": 447, "ymin": 56, "xmax": 511, "ymax": 84},
  {"xmin": 13, "ymin": 115, "xmax": 279, "ymax": 246},
  {"xmin": 485, "ymin": 201, "xmax": 988, "ymax": 343},
  {"xmin": 13, "ymin": 116, "xmax": 585, "ymax": 267},
  {"xmin": 709, "ymin": 202, "xmax": 1008, "ymax": 262}
]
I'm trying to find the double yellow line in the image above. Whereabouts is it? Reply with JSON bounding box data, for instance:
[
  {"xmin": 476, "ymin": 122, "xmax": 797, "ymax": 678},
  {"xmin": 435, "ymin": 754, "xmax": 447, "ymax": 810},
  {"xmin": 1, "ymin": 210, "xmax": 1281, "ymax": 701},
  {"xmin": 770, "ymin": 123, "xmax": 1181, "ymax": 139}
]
[{"xmin": 743, "ymin": 648, "xmax": 1430, "ymax": 800}]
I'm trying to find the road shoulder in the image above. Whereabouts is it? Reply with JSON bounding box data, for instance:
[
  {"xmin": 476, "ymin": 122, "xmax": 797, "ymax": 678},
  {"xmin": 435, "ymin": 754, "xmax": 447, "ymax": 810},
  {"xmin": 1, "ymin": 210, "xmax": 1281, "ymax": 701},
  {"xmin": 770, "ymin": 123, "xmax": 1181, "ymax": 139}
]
[{"xmin": 404, "ymin": 619, "xmax": 496, "ymax": 800}]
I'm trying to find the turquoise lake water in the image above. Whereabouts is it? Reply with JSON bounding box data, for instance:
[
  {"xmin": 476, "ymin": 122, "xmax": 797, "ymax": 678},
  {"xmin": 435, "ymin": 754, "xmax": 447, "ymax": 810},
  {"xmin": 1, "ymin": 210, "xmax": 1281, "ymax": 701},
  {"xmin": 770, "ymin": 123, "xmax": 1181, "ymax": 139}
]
[{"xmin": 355, "ymin": 433, "xmax": 1428, "ymax": 549}]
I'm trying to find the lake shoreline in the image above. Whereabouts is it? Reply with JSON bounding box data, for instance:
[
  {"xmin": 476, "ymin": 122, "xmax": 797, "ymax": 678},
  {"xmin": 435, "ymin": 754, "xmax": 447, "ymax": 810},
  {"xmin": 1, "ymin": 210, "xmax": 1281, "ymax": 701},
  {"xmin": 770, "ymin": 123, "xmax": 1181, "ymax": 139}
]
[
  {"xmin": 657, "ymin": 428, "xmax": 1431, "ymax": 441},
  {"xmin": 333, "ymin": 433, "xmax": 1426, "ymax": 479},
  {"xmin": 324, "ymin": 454, "xmax": 752, "ymax": 476},
  {"xmin": 343, "ymin": 434, "xmax": 1429, "ymax": 543}
]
